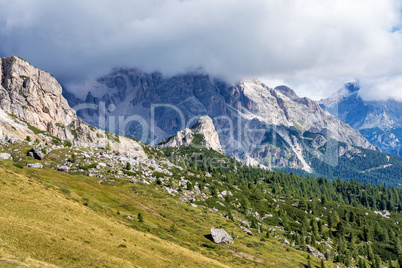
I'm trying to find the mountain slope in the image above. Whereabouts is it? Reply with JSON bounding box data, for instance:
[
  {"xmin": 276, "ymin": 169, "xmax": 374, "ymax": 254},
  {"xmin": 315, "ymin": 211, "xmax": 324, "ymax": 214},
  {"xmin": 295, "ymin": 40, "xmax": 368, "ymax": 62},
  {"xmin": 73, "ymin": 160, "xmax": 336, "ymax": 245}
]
[
  {"xmin": 0, "ymin": 57, "xmax": 401, "ymax": 267},
  {"xmin": 319, "ymin": 82, "xmax": 402, "ymax": 156},
  {"xmin": 64, "ymin": 69, "xmax": 375, "ymax": 173}
]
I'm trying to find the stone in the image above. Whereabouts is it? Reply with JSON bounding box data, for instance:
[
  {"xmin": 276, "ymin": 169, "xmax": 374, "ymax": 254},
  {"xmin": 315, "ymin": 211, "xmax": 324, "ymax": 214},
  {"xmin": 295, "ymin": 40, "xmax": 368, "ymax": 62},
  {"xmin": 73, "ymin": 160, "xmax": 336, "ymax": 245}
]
[
  {"xmin": 58, "ymin": 166, "xmax": 70, "ymax": 172},
  {"xmin": 28, "ymin": 144, "xmax": 51, "ymax": 160},
  {"xmin": 307, "ymin": 245, "xmax": 326, "ymax": 260},
  {"xmin": 210, "ymin": 228, "xmax": 234, "ymax": 244},
  {"xmin": 240, "ymin": 226, "xmax": 253, "ymax": 236},
  {"xmin": 27, "ymin": 163, "xmax": 43, "ymax": 168},
  {"xmin": 0, "ymin": 153, "xmax": 12, "ymax": 160}
]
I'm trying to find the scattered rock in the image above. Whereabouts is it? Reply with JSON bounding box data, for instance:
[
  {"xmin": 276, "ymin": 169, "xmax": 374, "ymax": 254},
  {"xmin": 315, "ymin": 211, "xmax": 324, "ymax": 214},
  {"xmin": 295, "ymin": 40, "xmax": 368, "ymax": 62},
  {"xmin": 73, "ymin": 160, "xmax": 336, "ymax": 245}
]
[
  {"xmin": 58, "ymin": 166, "xmax": 70, "ymax": 172},
  {"xmin": 210, "ymin": 228, "xmax": 234, "ymax": 244},
  {"xmin": 0, "ymin": 153, "xmax": 12, "ymax": 160},
  {"xmin": 26, "ymin": 163, "xmax": 43, "ymax": 168},
  {"xmin": 307, "ymin": 245, "xmax": 326, "ymax": 260},
  {"xmin": 241, "ymin": 226, "xmax": 253, "ymax": 236}
]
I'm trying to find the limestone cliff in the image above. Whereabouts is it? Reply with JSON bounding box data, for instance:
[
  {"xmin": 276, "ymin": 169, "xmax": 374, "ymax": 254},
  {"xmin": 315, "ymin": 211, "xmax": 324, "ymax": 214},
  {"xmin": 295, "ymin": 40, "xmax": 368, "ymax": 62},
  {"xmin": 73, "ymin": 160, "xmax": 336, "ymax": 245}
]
[
  {"xmin": 0, "ymin": 56, "xmax": 146, "ymax": 158},
  {"xmin": 157, "ymin": 116, "xmax": 223, "ymax": 152}
]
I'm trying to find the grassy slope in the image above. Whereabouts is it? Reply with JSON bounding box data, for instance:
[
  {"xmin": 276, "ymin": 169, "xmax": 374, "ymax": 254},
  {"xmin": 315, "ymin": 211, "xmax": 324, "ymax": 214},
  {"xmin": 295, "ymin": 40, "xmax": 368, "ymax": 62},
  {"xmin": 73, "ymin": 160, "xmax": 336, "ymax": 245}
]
[{"xmin": 0, "ymin": 160, "xmax": 330, "ymax": 268}]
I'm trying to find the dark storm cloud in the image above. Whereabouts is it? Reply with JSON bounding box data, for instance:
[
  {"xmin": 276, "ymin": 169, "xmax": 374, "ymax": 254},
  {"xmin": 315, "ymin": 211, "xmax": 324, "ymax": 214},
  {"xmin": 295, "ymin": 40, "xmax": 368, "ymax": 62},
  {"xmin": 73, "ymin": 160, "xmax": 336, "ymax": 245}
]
[{"xmin": 0, "ymin": 0, "xmax": 401, "ymax": 100}]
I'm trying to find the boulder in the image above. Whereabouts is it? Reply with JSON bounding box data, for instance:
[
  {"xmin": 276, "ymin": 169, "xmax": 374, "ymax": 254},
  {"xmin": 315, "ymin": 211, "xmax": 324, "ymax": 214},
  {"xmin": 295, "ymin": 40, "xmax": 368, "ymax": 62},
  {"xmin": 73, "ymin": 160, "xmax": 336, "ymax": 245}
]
[
  {"xmin": 58, "ymin": 166, "xmax": 70, "ymax": 172},
  {"xmin": 0, "ymin": 153, "xmax": 12, "ymax": 160},
  {"xmin": 28, "ymin": 144, "xmax": 51, "ymax": 160},
  {"xmin": 240, "ymin": 226, "xmax": 253, "ymax": 236},
  {"xmin": 27, "ymin": 163, "xmax": 43, "ymax": 168},
  {"xmin": 210, "ymin": 228, "xmax": 234, "ymax": 244}
]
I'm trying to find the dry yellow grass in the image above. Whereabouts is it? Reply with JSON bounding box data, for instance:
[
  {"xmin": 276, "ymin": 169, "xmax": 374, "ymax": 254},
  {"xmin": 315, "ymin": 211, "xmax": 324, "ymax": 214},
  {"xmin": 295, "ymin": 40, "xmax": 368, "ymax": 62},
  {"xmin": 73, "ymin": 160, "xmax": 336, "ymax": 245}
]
[
  {"xmin": 0, "ymin": 165, "xmax": 230, "ymax": 267},
  {"xmin": 0, "ymin": 161, "xmax": 333, "ymax": 267}
]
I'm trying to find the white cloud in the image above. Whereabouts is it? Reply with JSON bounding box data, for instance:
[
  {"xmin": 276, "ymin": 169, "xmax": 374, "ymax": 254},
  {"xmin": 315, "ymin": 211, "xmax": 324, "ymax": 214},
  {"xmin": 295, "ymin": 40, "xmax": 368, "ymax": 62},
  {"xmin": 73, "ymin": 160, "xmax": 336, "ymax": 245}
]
[
  {"xmin": 0, "ymin": 0, "xmax": 401, "ymax": 100},
  {"xmin": 360, "ymin": 76, "xmax": 402, "ymax": 101}
]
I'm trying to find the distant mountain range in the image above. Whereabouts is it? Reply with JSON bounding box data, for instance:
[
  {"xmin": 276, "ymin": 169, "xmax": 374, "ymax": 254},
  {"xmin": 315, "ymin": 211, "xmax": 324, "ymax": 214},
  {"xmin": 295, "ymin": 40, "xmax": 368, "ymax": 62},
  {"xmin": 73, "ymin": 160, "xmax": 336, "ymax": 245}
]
[
  {"xmin": 319, "ymin": 82, "xmax": 402, "ymax": 157},
  {"xmin": 63, "ymin": 68, "xmax": 377, "ymax": 171},
  {"xmin": 61, "ymin": 68, "xmax": 402, "ymax": 187}
]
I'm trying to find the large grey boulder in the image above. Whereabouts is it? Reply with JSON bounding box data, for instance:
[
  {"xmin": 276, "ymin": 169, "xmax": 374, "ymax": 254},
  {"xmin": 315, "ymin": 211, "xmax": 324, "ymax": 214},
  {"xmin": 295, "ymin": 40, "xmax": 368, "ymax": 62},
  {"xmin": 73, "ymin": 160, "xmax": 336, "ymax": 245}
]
[
  {"xmin": 210, "ymin": 228, "xmax": 234, "ymax": 244},
  {"xmin": 27, "ymin": 163, "xmax": 43, "ymax": 168},
  {"xmin": 28, "ymin": 144, "xmax": 51, "ymax": 160},
  {"xmin": 0, "ymin": 153, "xmax": 12, "ymax": 160}
]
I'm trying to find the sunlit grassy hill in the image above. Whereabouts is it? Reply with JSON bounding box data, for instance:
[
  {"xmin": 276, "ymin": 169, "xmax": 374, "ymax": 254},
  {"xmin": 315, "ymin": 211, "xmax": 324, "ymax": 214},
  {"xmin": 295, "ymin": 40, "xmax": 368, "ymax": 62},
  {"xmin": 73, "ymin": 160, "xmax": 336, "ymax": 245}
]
[{"xmin": 0, "ymin": 159, "xmax": 327, "ymax": 268}]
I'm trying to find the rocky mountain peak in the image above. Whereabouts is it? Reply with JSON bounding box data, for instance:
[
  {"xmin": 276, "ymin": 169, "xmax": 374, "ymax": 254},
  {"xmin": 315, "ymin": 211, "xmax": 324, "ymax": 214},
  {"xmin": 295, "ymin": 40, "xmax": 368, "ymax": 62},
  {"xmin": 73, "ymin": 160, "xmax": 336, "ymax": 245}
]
[
  {"xmin": 157, "ymin": 115, "xmax": 223, "ymax": 153},
  {"xmin": 190, "ymin": 116, "xmax": 222, "ymax": 152},
  {"xmin": 318, "ymin": 82, "xmax": 402, "ymax": 156},
  {"xmin": 0, "ymin": 56, "xmax": 77, "ymax": 133},
  {"xmin": 274, "ymin": 85, "xmax": 298, "ymax": 99},
  {"xmin": 0, "ymin": 56, "xmax": 146, "ymax": 158},
  {"xmin": 344, "ymin": 81, "xmax": 360, "ymax": 93}
]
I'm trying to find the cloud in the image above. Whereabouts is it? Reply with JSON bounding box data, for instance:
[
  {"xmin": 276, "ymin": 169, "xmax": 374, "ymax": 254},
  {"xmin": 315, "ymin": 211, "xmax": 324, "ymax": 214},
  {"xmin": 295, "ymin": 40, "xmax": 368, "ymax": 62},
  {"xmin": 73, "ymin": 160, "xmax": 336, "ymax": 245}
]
[
  {"xmin": 0, "ymin": 0, "xmax": 401, "ymax": 100},
  {"xmin": 360, "ymin": 76, "xmax": 402, "ymax": 101}
]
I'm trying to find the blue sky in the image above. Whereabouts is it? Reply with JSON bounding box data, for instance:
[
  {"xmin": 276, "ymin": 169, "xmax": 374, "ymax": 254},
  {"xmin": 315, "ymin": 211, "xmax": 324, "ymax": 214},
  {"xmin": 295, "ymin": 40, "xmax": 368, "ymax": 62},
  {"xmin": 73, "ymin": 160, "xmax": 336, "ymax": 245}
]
[{"xmin": 0, "ymin": 0, "xmax": 401, "ymax": 100}]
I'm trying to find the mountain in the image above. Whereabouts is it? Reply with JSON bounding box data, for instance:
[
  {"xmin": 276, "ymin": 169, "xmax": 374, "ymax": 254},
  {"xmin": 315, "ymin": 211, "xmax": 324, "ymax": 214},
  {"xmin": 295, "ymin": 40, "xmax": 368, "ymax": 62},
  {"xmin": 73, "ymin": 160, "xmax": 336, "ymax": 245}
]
[
  {"xmin": 63, "ymin": 68, "xmax": 376, "ymax": 174},
  {"xmin": 319, "ymin": 82, "xmax": 402, "ymax": 157},
  {"xmin": 1, "ymin": 56, "xmax": 402, "ymax": 267},
  {"xmin": 0, "ymin": 56, "xmax": 146, "ymax": 158}
]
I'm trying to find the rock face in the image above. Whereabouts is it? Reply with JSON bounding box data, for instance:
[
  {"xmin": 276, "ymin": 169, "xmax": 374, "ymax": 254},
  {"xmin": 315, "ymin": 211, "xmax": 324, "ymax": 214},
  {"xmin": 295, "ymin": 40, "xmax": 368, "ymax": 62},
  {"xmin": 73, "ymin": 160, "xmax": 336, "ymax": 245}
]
[
  {"xmin": 210, "ymin": 228, "xmax": 234, "ymax": 244},
  {"xmin": 65, "ymin": 69, "xmax": 375, "ymax": 171},
  {"xmin": 0, "ymin": 56, "xmax": 147, "ymax": 159},
  {"xmin": 319, "ymin": 82, "xmax": 402, "ymax": 156},
  {"xmin": 0, "ymin": 56, "xmax": 75, "ymax": 137},
  {"xmin": 156, "ymin": 116, "xmax": 223, "ymax": 152}
]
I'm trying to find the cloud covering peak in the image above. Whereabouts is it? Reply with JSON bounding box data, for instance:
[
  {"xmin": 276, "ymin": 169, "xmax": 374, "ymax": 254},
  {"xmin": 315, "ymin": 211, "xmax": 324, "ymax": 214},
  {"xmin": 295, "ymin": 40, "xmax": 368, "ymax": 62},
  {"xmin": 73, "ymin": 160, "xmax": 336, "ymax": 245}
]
[{"xmin": 0, "ymin": 0, "xmax": 401, "ymax": 100}]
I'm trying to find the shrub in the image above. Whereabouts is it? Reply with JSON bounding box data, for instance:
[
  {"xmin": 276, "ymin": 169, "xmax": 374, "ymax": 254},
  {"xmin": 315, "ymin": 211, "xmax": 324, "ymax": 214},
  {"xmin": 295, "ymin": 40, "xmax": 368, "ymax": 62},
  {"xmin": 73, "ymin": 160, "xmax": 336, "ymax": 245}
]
[
  {"xmin": 13, "ymin": 163, "xmax": 24, "ymax": 169},
  {"xmin": 60, "ymin": 188, "xmax": 70, "ymax": 195},
  {"xmin": 64, "ymin": 140, "xmax": 73, "ymax": 147},
  {"xmin": 138, "ymin": 212, "xmax": 144, "ymax": 223},
  {"xmin": 201, "ymin": 243, "xmax": 216, "ymax": 249}
]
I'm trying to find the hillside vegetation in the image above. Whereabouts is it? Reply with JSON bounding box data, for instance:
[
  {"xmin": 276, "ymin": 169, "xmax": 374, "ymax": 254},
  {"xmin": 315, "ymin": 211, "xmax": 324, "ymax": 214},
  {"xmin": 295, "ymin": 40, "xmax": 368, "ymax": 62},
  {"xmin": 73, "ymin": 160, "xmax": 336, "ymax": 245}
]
[{"xmin": 0, "ymin": 136, "xmax": 401, "ymax": 267}]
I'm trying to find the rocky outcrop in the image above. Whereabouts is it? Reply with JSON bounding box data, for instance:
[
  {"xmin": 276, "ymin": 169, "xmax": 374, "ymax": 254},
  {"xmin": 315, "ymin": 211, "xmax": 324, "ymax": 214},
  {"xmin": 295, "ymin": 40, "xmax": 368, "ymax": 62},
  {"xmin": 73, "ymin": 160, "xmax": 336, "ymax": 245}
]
[
  {"xmin": 190, "ymin": 116, "xmax": 222, "ymax": 152},
  {"xmin": 28, "ymin": 144, "xmax": 52, "ymax": 160},
  {"xmin": 0, "ymin": 56, "xmax": 147, "ymax": 159},
  {"xmin": 210, "ymin": 228, "xmax": 234, "ymax": 244},
  {"xmin": 156, "ymin": 116, "xmax": 223, "ymax": 152},
  {"xmin": 0, "ymin": 56, "xmax": 76, "ymax": 136}
]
